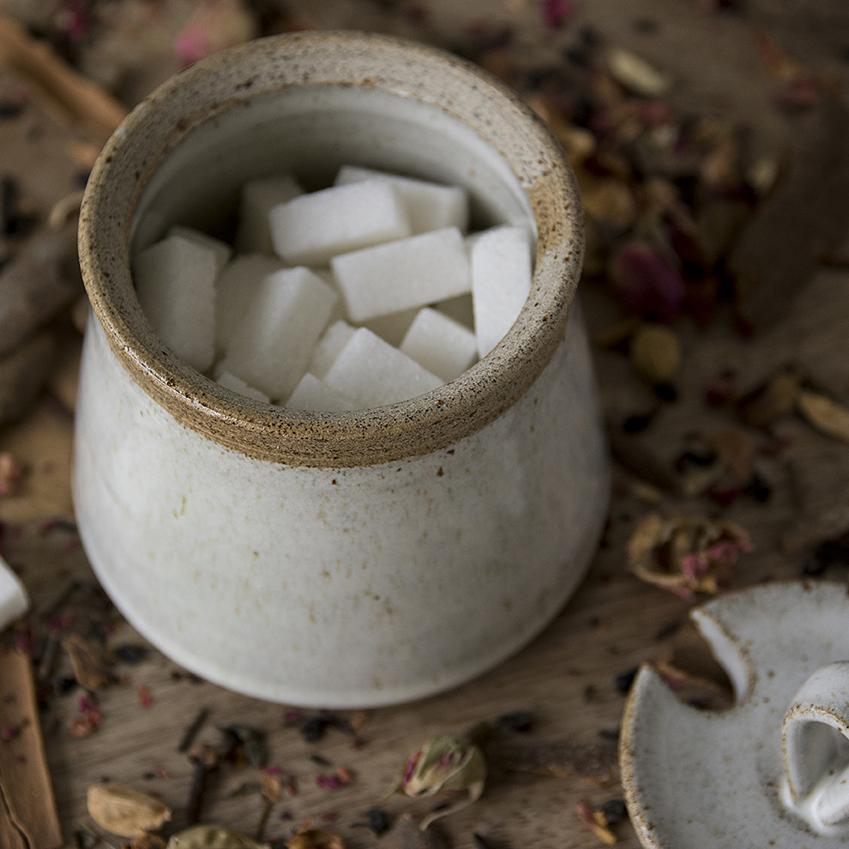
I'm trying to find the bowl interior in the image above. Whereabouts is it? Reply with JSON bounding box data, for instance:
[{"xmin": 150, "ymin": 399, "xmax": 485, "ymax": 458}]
[{"xmin": 131, "ymin": 84, "xmax": 535, "ymax": 255}]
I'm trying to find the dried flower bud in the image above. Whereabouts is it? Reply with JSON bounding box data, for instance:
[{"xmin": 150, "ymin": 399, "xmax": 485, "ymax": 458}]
[
  {"xmin": 628, "ymin": 514, "xmax": 751, "ymax": 599},
  {"xmin": 737, "ymin": 370, "xmax": 800, "ymax": 428},
  {"xmin": 286, "ymin": 827, "xmax": 345, "ymax": 849},
  {"xmin": 86, "ymin": 783, "xmax": 171, "ymax": 838},
  {"xmin": 392, "ymin": 735, "xmax": 486, "ymax": 829},
  {"xmin": 610, "ymin": 240, "xmax": 685, "ymax": 322},
  {"xmin": 630, "ymin": 324, "xmax": 681, "ymax": 386},
  {"xmin": 0, "ymin": 451, "xmax": 23, "ymax": 497},
  {"xmin": 166, "ymin": 826, "xmax": 266, "ymax": 849}
]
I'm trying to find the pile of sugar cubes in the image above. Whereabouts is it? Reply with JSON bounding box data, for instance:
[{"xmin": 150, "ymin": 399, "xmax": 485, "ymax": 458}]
[{"xmin": 133, "ymin": 165, "xmax": 533, "ymax": 412}]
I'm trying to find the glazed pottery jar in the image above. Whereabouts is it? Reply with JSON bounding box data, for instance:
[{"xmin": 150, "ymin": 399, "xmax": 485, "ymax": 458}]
[{"xmin": 74, "ymin": 32, "xmax": 609, "ymax": 707}]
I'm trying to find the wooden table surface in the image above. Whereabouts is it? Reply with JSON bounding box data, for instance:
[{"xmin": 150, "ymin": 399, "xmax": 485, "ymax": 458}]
[{"xmin": 1, "ymin": 1, "xmax": 848, "ymax": 847}]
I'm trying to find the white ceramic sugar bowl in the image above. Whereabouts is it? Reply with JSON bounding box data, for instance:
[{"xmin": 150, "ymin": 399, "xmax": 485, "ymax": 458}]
[{"xmin": 74, "ymin": 32, "xmax": 609, "ymax": 707}]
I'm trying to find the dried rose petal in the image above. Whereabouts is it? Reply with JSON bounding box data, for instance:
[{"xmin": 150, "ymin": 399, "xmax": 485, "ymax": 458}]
[
  {"xmin": 287, "ymin": 828, "xmax": 345, "ymax": 849},
  {"xmin": 610, "ymin": 240, "xmax": 686, "ymax": 322},
  {"xmin": 628, "ymin": 514, "xmax": 751, "ymax": 599},
  {"xmin": 543, "ymin": 0, "xmax": 574, "ymax": 30}
]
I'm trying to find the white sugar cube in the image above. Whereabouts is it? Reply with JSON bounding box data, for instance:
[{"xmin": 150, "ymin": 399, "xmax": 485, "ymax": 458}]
[
  {"xmin": 286, "ymin": 373, "xmax": 356, "ymax": 412},
  {"xmin": 471, "ymin": 226, "xmax": 533, "ymax": 357},
  {"xmin": 221, "ymin": 267, "xmax": 338, "ymax": 400},
  {"xmin": 216, "ymin": 370, "xmax": 269, "ymax": 403},
  {"xmin": 400, "ymin": 308, "xmax": 477, "ymax": 382},
  {"xmin": 215, "ymin": 254, "xmax": 285, "ymax": 354},
  {"xmin": 270, "ymin": 181, "xmax": 410, "ymax": 266},
  {"xmin": 169, "ymin": 226, "xmax": 231, "ymax": 271},
  {"xmin": 134, "ymin": 235, "xmax": 217, "ymax": 371},
  {"xmin": 0, "ymin": 555, "xmax": 29, "ymax": 632},
  {"xmin": 335, "ymin": 165, "xmax": 469, "ymax": 234},
  {"xmin": 332, "ymin": 227, "xmax": 471, "ymax": 322},
  {"xmin": 363, "ymin": 308, "xmax": 418, "ymax": 347},
  {"xmin": 237, "ymin": 175, "xmax": 303, "ymax": 254},
  {"xmin": 436, "ymin": 293, "xmax": 474, "ymax": 329},
  {"xmin": 310, "ymin": 320, "xmax": 355, "ymax": 378},
  {"xmin": 324, "ymin": 328, "xmax": 442, "ymax": 408}
]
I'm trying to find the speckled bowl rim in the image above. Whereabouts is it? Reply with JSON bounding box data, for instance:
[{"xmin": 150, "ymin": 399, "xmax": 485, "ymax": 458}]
[{"xmin": 78, "ymin": 31, "xmax": 584, "ymax": 468}]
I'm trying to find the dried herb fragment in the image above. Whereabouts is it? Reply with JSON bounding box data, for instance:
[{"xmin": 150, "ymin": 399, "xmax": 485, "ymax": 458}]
[
  {"xmin": 219, "ymin": 724, "xmax": 268, "ymax": 767},
  {"xmin": 365, "ymin": 807, "xmax": 391, "ymax": 836},
  {"xmin": 391, "ymin": 735, "xmax": 486, "ymax": 829},
  {"xmin": 166, "ymin": 826, "xmax": 266, "ymax": 849},
  {"xmin": 797, "ymin": 391, "xmax": 849, "ymax": 444},
  {"xmin": 576, "ymin": 800, "xmax": 618, "ymax": 844},
  {"xmin": 628, "ymin": 514, "xmax": 751, "ymax": 599},
  {"xmin": 178, "ymin": 707, "xmax": 209, "ymax": 752},
  {"xmin": 186, "ymin": 745, "xmax": 219, "ymax": 825},
  {"xmin": 286, "ymin": 828, "xmax": 345, "ymax": 849},
  {"xmin": 496, "ymin": 711, "xmax": 536, "ymax": 733},
  {"xmin": 64, "ymin": 633, "xmax": 111, "ymax": 691},
  {"xmin": 0, "ymin": 451, "xmax": 23, "ymax": 497},
  {"xmin": 113, "ymin": 644, "xmax": 150, "ymax": 665},
  {"xmin": 614, "ymin": 668, "xmax": 638, "ymax": 695},
  {"xmin": 737, "ymin": 370, "xmax": 800, "ymax": 428},
  {"xmin": 86, "ymin": 783, "xmax": 171, "ymax": 838}
]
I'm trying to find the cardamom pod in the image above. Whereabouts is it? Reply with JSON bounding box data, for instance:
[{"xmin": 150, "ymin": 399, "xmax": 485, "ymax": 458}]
[
  {"xmin": 630, "ymin": 324, "xmax": 681, "ymax": 385},
  {"xmin": 86, "ymin": 783, "xmax": 171, "ymax": 838},
  {"xmin": 798, "ymin": 391, "xmax": 849, "ymax": 443},
  {"xmin": 166, "ymin": 826, "xmax": 267, "ymax": 849}
]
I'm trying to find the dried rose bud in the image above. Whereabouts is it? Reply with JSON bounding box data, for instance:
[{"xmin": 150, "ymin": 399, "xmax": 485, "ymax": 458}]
[
  {"xmin": 392, "ymin": 735, "xmax": 486, "ymax": 829},
  {"xmin": 628, "ymin": 514, "xmax": 751, "ymax": 599},
  {"xmin": 610, "ymin": 240, "xmax": 685, "ymax": 322}
]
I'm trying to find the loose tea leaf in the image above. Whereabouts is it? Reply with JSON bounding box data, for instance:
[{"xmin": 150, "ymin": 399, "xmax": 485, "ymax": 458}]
[
  {"xmin": 797, "ymin": 391, "xmax": 849, "ymax": 443},
  {"xmin": 166, "ymin": 826, "xmax": 266, "ymax": 849},
  {"xmin": 86, "ymin": 784, "xmax": 171, "ymax": 838},
  {"xmin": 628, "ymin": 514, "xmax": 751, "ymax": 599}
]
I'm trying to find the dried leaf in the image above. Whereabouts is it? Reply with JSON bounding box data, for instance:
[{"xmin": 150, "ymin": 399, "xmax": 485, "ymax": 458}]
[
  {"xmin": 86, "ymin": 784, "xmax": 171, "ymax": 838},
  {"xmin": 167, "ymin": 826, "xmax": 266, "ymax": 849},
  {"xmin": 607, "ymin": 48, "xmax": 670, "ymax": 97},
  {"xmin": 630, "ymin": 324, "xmax": 680, "ymax": 385},
  {"xmin": 64, "ymin": 633, "xmax": 111, "ymax": 691},
  {"xmin": 628, "ymin": 514, "xmax": 751, "ymax": 599},
  {"xmin": 797, "ymin": 391, "xmax": 849, "ymax": 443},
  {"xmin": 287, "ymin": 829, "xmax": 345, "ymax": 849},
  {"xmin": 737, "ymin": 370, "xmax": 800, "ymax": 428}
]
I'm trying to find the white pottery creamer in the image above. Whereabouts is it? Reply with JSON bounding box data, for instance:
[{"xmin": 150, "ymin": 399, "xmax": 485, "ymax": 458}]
[{"xmin": 74, "ymin": 32, "xmax": 609, "ymax": 707}]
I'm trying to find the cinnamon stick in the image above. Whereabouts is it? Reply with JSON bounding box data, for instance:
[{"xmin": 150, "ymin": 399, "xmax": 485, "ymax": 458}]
[
  {"xmin": 0, "ymin": 14, "xmax": 126, "ymax": 143},
  {"xmin": 0, "ymin": 648, "xmax": 62, "ymax": 849}
]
